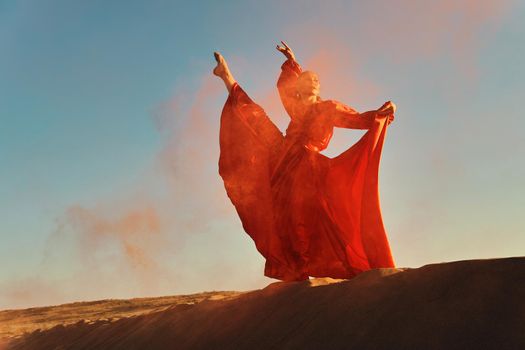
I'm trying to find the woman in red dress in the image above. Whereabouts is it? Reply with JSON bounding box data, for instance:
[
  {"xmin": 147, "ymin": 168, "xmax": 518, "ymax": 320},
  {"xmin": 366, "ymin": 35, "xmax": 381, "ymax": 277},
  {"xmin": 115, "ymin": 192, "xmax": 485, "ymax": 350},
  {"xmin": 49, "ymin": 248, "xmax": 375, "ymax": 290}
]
[{"xmin": 214, "ymin": 42, "xmax": 396, "ymax": 281}]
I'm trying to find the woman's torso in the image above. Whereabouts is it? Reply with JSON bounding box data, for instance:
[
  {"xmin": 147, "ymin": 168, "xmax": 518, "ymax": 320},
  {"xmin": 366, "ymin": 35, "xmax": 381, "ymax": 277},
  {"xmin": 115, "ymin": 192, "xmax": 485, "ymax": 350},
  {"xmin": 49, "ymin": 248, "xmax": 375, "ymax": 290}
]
[{"xmin": 284, "ymin": 100, "xmax": 336, "ymax": 153}]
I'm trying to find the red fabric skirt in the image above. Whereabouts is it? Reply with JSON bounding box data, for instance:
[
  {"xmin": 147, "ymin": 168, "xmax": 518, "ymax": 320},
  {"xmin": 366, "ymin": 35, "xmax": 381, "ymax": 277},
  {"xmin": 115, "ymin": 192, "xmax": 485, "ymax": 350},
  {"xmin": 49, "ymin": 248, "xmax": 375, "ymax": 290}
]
[{"xmin": 219, "ymin": 84, "xmax": 395, "ymax": 281}]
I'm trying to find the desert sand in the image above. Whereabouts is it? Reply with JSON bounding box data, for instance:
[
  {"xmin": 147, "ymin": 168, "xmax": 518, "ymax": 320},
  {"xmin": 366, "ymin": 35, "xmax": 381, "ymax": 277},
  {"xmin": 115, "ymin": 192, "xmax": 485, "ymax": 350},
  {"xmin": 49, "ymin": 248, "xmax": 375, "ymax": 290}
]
[{"xmin": 2, "ymin": 257, "xmax": 524, "ymax": 349}]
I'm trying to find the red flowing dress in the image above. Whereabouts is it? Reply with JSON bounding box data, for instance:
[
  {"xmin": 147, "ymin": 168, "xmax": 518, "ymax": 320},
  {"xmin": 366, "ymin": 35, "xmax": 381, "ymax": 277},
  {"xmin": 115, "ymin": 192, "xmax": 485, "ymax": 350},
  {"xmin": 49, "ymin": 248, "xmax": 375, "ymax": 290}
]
[{"xmin": 218, "ymin": 59, "xmax": 395, "ymax": 281}]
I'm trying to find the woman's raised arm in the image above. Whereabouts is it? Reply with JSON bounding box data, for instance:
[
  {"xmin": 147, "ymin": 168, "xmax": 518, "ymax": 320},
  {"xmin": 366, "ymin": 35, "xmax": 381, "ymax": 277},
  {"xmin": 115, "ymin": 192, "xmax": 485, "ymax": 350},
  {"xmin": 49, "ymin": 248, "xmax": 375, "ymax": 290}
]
[{"xmin": 276, "ymin": 41, "xmax": 302, "ymax": 119}]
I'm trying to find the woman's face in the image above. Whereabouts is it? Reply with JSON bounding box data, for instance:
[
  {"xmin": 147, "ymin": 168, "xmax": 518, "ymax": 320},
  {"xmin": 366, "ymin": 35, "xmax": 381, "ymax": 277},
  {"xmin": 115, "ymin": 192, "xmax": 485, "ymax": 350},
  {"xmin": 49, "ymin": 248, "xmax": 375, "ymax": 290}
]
[{"xmin": 296, "ymin": 71, "xmax": 320, "ymax": 98}]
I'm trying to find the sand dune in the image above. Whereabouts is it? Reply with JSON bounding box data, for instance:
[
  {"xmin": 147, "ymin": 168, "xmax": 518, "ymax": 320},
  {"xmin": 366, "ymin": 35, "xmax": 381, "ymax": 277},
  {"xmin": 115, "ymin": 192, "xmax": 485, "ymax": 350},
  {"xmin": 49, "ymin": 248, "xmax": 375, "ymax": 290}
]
[
  {"xmin": 3, "ymin": 257, "xmax": 525, "ymax": 349},
  {"xmin": 0, "ymin": 292, "xmax": 243, "ymax": 341}
]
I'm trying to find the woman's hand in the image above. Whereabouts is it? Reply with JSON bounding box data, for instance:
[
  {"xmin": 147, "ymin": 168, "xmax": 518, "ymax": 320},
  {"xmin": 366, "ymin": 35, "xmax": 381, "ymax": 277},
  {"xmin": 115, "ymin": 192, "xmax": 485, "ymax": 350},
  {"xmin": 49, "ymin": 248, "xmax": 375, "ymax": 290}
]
[
  {"xmin": 378, "ymin": 101, "xmax": 396, "ymax": 114},
  {"xmin": 276, "ymin": 41, "xmax": 296, "ymax": 61},
  {"xmin": 377, "ymin": 101, "xmax": 396, "ymax": 125}
]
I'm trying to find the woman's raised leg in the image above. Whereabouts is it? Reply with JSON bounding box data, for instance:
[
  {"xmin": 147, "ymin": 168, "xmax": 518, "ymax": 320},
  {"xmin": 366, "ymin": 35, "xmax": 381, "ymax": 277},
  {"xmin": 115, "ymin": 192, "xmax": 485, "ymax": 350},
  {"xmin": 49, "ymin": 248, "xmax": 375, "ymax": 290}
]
[{"xmin": 213, "ymin": 52, "xmax": 237, "ymax": 93}]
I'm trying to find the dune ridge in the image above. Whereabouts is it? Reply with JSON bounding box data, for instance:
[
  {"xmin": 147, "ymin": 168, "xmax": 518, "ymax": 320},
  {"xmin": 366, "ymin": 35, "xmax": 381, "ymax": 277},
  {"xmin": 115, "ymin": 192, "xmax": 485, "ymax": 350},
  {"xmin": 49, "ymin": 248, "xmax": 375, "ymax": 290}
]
[{"xmin": 3, "ymin": 257, "xmax": 525, "ymax": 349}]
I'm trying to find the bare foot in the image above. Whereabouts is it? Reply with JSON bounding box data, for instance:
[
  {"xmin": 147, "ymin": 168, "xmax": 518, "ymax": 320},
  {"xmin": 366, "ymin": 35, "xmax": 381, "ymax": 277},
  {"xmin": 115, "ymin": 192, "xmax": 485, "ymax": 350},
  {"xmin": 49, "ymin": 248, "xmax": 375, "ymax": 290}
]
[
  {"xmin": 213, "ymin": 52, "xmax": 236, "ymax": 93},
  {"xmin": 213, "ymin": 52, "xmax": 229, "ymax": 79}
]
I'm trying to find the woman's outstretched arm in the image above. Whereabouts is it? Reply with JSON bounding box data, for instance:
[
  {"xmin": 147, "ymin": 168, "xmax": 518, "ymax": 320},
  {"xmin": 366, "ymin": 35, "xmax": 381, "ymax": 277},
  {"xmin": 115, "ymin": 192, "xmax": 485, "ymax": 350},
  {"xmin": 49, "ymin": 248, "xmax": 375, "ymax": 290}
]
[
  {"xmin": 276, "ymin": 41, "xmax": 302, "ymax": 118},
  {"xmin": 331, "ymin": 101, "xmax": 395, "ymax": 129}
]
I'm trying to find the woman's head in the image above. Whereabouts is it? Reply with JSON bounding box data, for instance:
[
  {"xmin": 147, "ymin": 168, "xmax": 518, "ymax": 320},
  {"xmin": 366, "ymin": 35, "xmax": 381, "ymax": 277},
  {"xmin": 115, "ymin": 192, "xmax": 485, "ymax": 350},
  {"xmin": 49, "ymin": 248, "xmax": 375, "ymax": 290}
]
[{"xmin": 296, "ymin": 71, "xmax": 320, "ymax": 99}]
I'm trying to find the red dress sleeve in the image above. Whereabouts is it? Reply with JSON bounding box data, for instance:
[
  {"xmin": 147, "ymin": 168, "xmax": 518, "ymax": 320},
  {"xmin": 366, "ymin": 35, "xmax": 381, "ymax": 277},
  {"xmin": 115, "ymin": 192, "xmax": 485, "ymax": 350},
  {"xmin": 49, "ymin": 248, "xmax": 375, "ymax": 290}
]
[
  {"xmin": 328, "ymin": 100, "xmax": 376, "ymax": 130},
  {"xmin": 277, "ymin": 59, "xmax": 302, "ymax": 119}
]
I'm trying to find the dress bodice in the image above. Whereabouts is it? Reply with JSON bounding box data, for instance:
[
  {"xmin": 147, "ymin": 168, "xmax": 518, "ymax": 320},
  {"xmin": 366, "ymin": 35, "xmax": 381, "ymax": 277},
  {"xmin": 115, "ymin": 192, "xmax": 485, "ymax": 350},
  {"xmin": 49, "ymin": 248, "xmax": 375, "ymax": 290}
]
[{"xmin": 284, "ymin": 101, "xmax": 336, "ymax": 152}]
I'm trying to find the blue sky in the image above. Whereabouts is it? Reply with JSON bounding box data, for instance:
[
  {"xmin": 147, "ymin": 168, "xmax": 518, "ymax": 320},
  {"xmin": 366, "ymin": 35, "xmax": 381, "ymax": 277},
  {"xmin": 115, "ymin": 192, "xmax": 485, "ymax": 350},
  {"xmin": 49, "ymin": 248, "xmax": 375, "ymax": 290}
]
[{"xmin": 1, "ymin": 0, "xmax": 524, "ymax": 309}]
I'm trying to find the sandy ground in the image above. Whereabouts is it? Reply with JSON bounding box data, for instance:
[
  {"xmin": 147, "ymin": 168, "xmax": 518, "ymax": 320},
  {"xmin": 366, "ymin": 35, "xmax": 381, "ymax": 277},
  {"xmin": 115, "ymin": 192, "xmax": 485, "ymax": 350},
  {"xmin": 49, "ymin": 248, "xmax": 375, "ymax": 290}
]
[
  {"xmin": 2, "ymin": 257, "xmax": 525, "ymax": 349},
  {"xmin": 0, "ymin": 291, "xmax": 244, "ymax": 341}
]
